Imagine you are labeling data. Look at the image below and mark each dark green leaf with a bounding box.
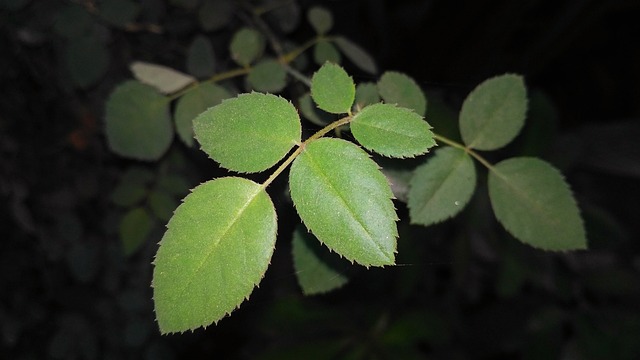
[148,191,178,222]
[110,182,147,207]
[120,207,153,256]
[153,177,277,333]
[354,82,380,109]
[311,62,355,114]
[186,35,215,78]
[307,6,333,34]
[334,36,378,75]
[105,81,173,160]
[488,157,587,250]
[198,0,234,31]
[377,71,426,116]
[230,27,265,67]
[65,35,109,88]
[289,138,397,267]
[351,103,435,158]
[408,147,476,226]
[298,93,335,126]
[174,83,231,147]
[247,58,287,93]
[98,0,140,28]
[313,40,341,65]
[459,74,527,150]
[193,92,301,172]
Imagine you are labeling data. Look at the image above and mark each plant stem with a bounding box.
[433,133,495,171]
[262,115,353,189]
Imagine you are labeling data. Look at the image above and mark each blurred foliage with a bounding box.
[1,0,640,358]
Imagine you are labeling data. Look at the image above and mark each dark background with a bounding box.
[1,0,639,359]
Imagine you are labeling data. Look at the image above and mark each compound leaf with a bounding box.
[334,36,378,75]
[153,177,277,333]
[186,35,215,78]
[351,103,435,158]
[130,61,195,95]
[289,138,397,267]
[459,74,527,150]
[307,6,333,34]
[105,81,173,160]
[488,158,587,250]
[174,83,231,147]
[247,58,287,93]
[292,226,349,295]
[408,147,476,226]
[230,27,265,67]
[377,71,427,116]
[193,92,301,173]
[311,62,355,114]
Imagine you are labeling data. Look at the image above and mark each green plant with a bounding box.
[103,4,587,334]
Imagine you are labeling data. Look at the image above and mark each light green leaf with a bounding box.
[459,74,527,150]
[198,0,234,31]
[298,93,335,126]
[247,58,287,93]
[351,103,435,158]
[230,27,265,67]
[153,177,277,333]
[130,61,196,95]
[174,83,231,147]
[307,6,333,34]
[377,71,427,116]
[193,92,301,173]
[488,157,586,250]
[408,147,476,226]
[120,207,153,256]
[289,138,397,267]
[98,0,140,28]
[105,81,173,160]
[65,35,109,88]
[313,40,341,65]
[354,82,380,109]
[333,36,378,75]
[311,62,355,114]
[186,35,215,78]
[292,226,349,295]
[148,191,178,222]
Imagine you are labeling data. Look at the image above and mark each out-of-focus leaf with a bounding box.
[378,71,426,116]
[54,4,93,38]
[307,6,333,34]
[186,35,215,78]
[354,82,380,109]
[297,93,335,126]
[174,83,231,147]
[148,191,178,222]
[98,0,140,28]
[120,207,154,256]
[334,36,378,75]
[313,40,341,66]
[65,35,109,88]
[110,181,147,207]
[198,0,234,31]
[230,27,265,67]
[130,61,196,95]
[247,58,287,93]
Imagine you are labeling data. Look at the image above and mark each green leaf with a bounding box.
[292,226,349,295]
[98,0,140,28]
[354,82,380,109]
[289,138,397,267]
[110,182,147,207]
[408,147,476,226]
[174,83,231,147]
[230,27,265,67]
[65,34,109,88]
[130,61,196,95]
[54,4,93,38]
[120,207,154,256]
[298,93,335,126]
[377,71,427,116]
[156,174,191,197]
[186,35,215,78]
[459,74,527,150]
[351,103,435,158]
[311,62,355,114]
[193,92,301,173]
[148,191,178,222]
[198,0,235,31]
[313,40,341,66]
[307,6,333,34]
[247,58,287,93]
[105,81,173,160]
[333,36,378,75]
[488,157,586,250]
[153,177,277,333]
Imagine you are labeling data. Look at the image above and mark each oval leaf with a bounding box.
[313,40,341,65]
[153,177,277,333]
[186,35,215,78]
[333,36,378,75]
[247,58,287,93]
[130,61,196,95]
[307,6,333,34]
[174,83,232,147]
[193,92,301,173]
[311,62,355,114]
[229,27,265,67]
[298,92,335,126]
[289,138,397,267]
[488,157,587,250]
[354,82,381,109]
[459,74,527,150]
[351,103,435,158]
[292,226,349,295]
[120,207,153,256]
[408,147,477,226]
[377,71,427,116]
[105,81,173,160]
